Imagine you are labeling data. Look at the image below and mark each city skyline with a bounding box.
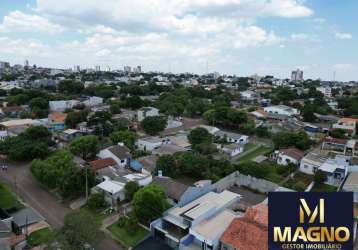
[0,0,357,81]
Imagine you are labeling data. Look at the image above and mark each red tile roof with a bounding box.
[221,204,268,250]
[324,136,348,145]
[48,112,67,123]
[280,148,305,161]
[89,158,117,171]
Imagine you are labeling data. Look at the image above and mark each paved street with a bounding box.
[0,160,122,250]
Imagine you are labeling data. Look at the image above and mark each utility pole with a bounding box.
[85,167,88,201]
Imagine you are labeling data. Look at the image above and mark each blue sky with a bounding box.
[0,0,356,81]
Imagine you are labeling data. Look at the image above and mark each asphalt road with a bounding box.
[0,160,122,250]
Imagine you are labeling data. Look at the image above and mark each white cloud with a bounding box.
[335,32,353,40]
[0,11,63,34]
[313,17,326,23]
[333,64,355,72]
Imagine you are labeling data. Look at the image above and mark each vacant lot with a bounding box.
[107,218,149,248]
[237,145,273,163]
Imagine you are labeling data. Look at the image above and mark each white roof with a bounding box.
[191,210,237,242]
[0,119,38,127]
[97,180,125,194]
[63,129,80,135]
[168,190,239,221]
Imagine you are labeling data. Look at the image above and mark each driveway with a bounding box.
[0,160,122,250]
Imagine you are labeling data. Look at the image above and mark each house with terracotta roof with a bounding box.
[48,112,67,131]
[89,158,117,172]
[332,117,358,136]
[274,148,305,166]
[220,204,268,250]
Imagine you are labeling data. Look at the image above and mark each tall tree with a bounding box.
[69,135,100,160]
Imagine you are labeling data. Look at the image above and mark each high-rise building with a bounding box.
[95,65,101,72]
[291,69,303,82]
[74,65,81,72]
[0,61,10,69]
[124,66,131,73]
[24,59,29,67]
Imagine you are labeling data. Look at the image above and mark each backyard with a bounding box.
[237,145,273,163]
[283,172,314,191]
[107,217,149,248]
[0,181,23,210]
[310,183,337,192]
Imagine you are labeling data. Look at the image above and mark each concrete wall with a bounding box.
[213,171,279,193]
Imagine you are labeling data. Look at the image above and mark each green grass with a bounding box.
[243,143,257,152]
[107,218,149,248]
[27,228,54,247]
[0,182,23,210]
[238,145,273,163]
[80,205,109,224]
[311,183,337,192]
[282,172,313,191]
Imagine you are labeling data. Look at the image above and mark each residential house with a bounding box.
[137,107,159,122]
[217,144,244,158]
[199,125,220,135]
[0,131,15,141]
[240,90,259,101]
[215,131,249,145]
[89,158,117,173]
[342,172,358,203]
[274,148,305,166]
[60,129,83,141]
[250,109,268,119]
[48,112,67,131]
[332,117,358,136]
[264,105,299,117]
[82,96,103,107]
[49,100,79,112]
[150,190,239,250]
[321,137,358,157]
[152,176,190,205]
[0,119,39,129]
[0,106,27,118]
[11,207,46,235]
[92,178,125,206]
[137,155,158,174]
[168,134,191,149]
[97,143,132,168]
[137,136,171,151]
[220,204,268,250]
[300,153,349,186]
[152,144,189,156]
[188,209,237,250]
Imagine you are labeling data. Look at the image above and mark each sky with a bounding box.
[0,0,356,81]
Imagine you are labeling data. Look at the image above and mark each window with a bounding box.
[121,159,125,163]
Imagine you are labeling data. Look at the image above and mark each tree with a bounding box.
[60,210,102,249]
[58,80,84,94]
[31,150,95,198]
[273,131,313,150]
[330,129,347,139]
[124,181,140,201]
[155,155,177,177]
[0,126,51,161]
[110,130,136,150]
[87,192,108,210]
[133,184,170,224]
[141,116,167,135]
[314,170,327,185]
[69,135,100,160]
[65,111,88,128]
[188,127,212,145]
